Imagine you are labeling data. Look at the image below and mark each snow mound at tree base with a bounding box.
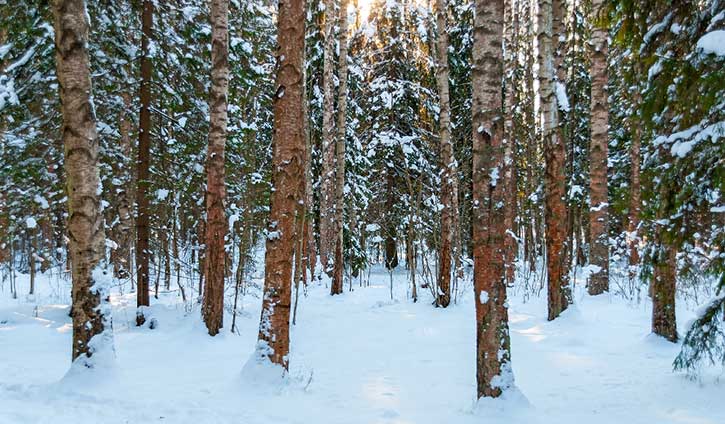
[471,386,532,421]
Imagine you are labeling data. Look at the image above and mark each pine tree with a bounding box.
[136,0,153,326]
[254,0,307,370]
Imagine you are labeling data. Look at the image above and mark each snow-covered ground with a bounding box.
[1,265,723,424]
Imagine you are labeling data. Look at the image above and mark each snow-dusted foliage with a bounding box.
[611,0,724,371]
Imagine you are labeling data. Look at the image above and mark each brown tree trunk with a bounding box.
[538,0,570,320]
[587,0,609,295]
[202,0,230,336]
[652,241,677,342]
[53,0,112,361]
[303,76,317,281]
[331,0,349,296]
[502,0,519,286]
[435,0,454,308]
[384,171,398,270]
[255,0,306,370]
[0,25,6,266]
[319,0,337,273]
[135,0,153,325]
[29,229,36,295]
[472,0,513,399]
[628,91,642,269]
[651,182,677,341]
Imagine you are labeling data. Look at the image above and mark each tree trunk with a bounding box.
[29,230,36,295]
[113,87,133,280]
[538,0,570,320]
[651,181,677,341]
[319,0,337,273]
[435,0,454,308]
[628,90,642,269]
[472,0,513,399]
[303,70,317,282]
[0,25,7,264]
[331,0,349,296]
[587,0,609,295]
[202,0,230,336]
[255,0,306,370]
[384,170,398,270]
[502,0,519,286]
[53,0,112,362]
[135,0,153,325]
[652,241,677,342]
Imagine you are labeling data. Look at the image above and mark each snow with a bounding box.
[479,290,489,304]
[641,13,672,53]
[1,264,724,424]
[155,188,170,201]
[25,217,37,229]
[590,202,608,212]
[489,166,500,187]
[555,82,570,112]
[648,59,663,81]
[696,30,725,57]
[33,195,49,210]
[654,121,725,158]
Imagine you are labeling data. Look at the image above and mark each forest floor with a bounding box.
[1,264,724,424]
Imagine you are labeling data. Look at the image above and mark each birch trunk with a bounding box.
[112,87,133,280]
[331,0,349,296]
[472,0,513,399]
[538,0,570,320]
[588,0,610,295]
[435,0,454,308]
[53,0,112,361]
[202,0,230,336]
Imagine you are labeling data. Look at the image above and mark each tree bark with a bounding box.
[255,0,306,370]
[628,89,642,269]
[0,25,7,265]
[331,0,349,296]
[587,0,609,295]
[502,0,518,286]
[652,241,677,342]
[472,0,513,399]
[538,0,570,320]
[319,0,337,273]
[53,0,112,361]
[651,181,677,341]
[112,87,133,279]
[303,71,317,282]
[111,22,135,281]
[135,0,153,325]
[202,0,230,336]
[435,0,454,308]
